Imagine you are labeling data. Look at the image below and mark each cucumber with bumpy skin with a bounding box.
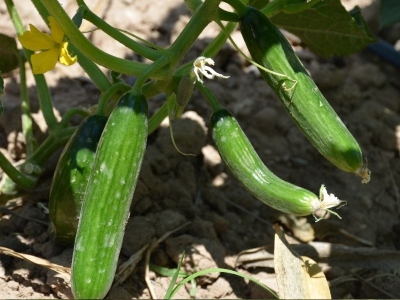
[71,92,148,299]
[211,106,345,217]
[239,6,370,183]
[49,114,107,245]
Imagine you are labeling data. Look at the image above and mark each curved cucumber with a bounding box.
[211,107,344,217]
[239,6,370,183]
[49,114,107,245]
[71,92,148,299]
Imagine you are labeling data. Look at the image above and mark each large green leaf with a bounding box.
[380,0,400,29]
[0,34,19,73]
[270,0,377,57]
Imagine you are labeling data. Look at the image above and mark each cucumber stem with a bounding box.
[19,51,35,156]
[222,0,248,17]
[97,82,131,116]
[195,82,222,112]
[80,4,163,61]
[59,108,90,128]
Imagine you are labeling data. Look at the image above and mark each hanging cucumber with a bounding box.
[211,105,345,217]
[49,114,107,245]
[71,92,148,299]
[239,6,370,183]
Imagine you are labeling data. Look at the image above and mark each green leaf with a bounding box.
[270,0,377,57]
[380,0,400,29]
[350,5,376,39]
[249,0,272,10]
[0,34,19,73]
[262,0,321,17]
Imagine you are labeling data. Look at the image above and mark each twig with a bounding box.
[0,206,49,226]
[0,246,70,276]
[144,239,159,299]
[338,228,375,247]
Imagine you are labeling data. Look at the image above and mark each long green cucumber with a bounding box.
[71,92,148,299]
[211,106,345,217]
[49,114,107,245]
[239,6,370,183]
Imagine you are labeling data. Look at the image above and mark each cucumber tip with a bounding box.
[356,163,371,184]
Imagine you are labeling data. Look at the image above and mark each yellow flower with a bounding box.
[18,16,77,74]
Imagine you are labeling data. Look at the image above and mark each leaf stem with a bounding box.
[18,52,35,156]
[0,153,36,190]
[80,4,163,61]
[5,0,58,130]
[222,0,248,17]
[196,82,222,112]
[40,0,169,79]
[167,0,222,65]
[59,108,90,128]
[97,82,131,116]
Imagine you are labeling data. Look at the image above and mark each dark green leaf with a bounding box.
[380,0,400,29]
[262,0,321,17]
[249,0,271,10]
[270,0,377,57]
[0,34,19,73]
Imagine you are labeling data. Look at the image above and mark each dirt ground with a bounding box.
[1,0,400,298]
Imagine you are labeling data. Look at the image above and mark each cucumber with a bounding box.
[49,114,107,245]
[173,74,194,119]
[211,106,345,217]
[239,6,370,183]
[71,92,148,299]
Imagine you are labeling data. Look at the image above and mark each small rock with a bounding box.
[33,241,64,259]
[201,188,227,213]
[151,247,170,267]
[190,217,218,241]
[154,209,187,237]
[108,286,134,299]
[122,216,156,256]
[7,280,19,291]
[206,212,230,234]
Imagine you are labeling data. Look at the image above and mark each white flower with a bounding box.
[193,56,229,83]
[313,184,347,222]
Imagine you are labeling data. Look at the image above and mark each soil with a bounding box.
[1,0,400,299]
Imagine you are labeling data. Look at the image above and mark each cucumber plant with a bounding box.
[1,0,377,297]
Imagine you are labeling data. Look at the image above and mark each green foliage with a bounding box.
[270,0,377,57]
[1,0,377,298]
[380,0,400,29]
